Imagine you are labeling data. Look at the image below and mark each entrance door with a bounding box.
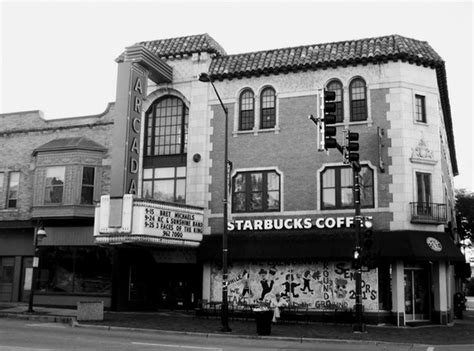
[404,268,430,321]
[128,266,146,303]
[0,257,15,302]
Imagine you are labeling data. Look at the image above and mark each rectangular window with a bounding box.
[44,167,65,204]
[142,166,186,203]
[80,167,95,204]
[416,172,431,215]
[232,170,280,213]
[7,172,20,208]
[415,95,426,123]
[321,166,374,210]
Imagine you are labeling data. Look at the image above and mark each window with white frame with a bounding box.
[7,172,20,208]
[44,167,65,204]
[260,87,276,129]
[321,165,374,209]
[232,170,280,213]
[239,89,255,131]
[80,167,95,205]
[142,166,186,204]
[349,78,368,121]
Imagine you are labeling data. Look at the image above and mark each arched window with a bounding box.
[326,80,344,123]
[239,89,255,131]
[349,78,367,121]
[144,96,189,156]
[260,87,276,129]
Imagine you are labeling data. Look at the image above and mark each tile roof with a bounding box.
[33,137,106,155]
[139,33,226,58]
[208,34,443,79]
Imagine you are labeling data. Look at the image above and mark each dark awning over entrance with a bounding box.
[198,230,465,262]
[374,231,465,262]
[198,229,357,261]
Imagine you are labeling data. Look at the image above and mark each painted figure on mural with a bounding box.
[258,269,274,301]
[282,274,300,298]
[240,270,252,297]
[300,270,314,293]
[334,278,348,299]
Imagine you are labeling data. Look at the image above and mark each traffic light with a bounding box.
[352,247,361,270]
[362,218,374,269]
[346,131,359,162]
[321,90,337,150]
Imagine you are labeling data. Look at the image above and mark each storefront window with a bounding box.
[37,247,112,295]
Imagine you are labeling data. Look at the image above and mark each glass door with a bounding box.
[404,268,430,321]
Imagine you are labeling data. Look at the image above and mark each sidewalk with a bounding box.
[1,302,474,345]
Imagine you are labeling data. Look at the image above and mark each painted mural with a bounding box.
[210,261,379,311]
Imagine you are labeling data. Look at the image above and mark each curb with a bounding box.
[0,312,76,326]
[74,322,425,349]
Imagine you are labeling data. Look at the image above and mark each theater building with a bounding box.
[0,33,464,326]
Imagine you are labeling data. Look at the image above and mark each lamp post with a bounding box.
[27,224,47,313]
[198,72,231,332]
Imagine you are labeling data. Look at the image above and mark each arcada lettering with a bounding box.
[127,75,144,194]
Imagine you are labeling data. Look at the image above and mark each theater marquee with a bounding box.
[94,195,204,248]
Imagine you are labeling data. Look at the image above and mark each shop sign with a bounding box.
[426,237,442,252]
[227,216,371,231]
[132,201,204,243]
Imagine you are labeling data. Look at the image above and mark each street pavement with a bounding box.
[0,302,473,347]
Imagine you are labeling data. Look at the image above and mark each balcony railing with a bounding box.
[410,202,447,224]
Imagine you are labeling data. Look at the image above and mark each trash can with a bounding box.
[254,309,273,335]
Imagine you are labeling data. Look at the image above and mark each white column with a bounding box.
[433,261,448,324]
[391,260,405,326]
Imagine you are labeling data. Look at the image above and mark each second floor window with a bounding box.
[415,95,426,123]
[326,80,344,123]
[44,167,65,204]
[321,166,374,209]
[350,78,367,121]
[7,172,20,208]
[142,166,186,204]
[145,96,189,156]
[232,170,280,213]
[239,89,255,131]
[260,87,276,129]
[80,167,95,205]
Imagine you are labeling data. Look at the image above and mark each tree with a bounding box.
[455,189,474,242]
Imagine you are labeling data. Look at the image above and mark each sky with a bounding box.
[1,0,473,191]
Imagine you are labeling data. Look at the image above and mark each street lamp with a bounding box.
[198,72,232,332]
[27,224,47,313]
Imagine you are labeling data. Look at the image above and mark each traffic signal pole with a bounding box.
[309,89,366,332]
[352,164,366,333]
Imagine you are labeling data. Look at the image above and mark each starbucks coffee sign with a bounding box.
[227,216,372,231]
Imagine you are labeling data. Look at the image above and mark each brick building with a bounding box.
[0,33,464,326]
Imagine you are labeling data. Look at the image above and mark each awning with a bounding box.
[198,230,465,262]
[198,229,357,261]
[375,231,465,262]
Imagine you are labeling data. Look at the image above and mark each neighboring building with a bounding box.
[0,107,114,306]
[0,33,464,326]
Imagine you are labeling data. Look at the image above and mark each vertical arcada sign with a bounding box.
[110,45,173,198]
